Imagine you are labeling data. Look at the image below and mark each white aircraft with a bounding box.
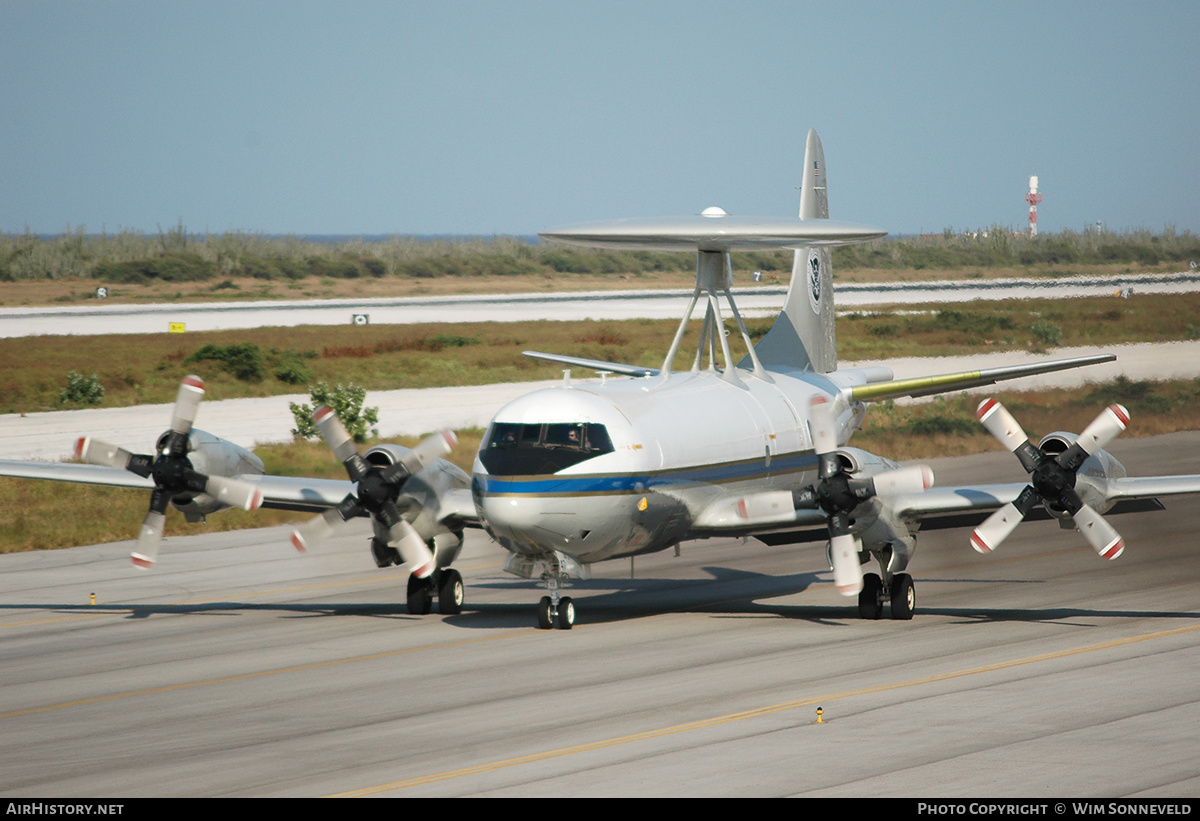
[5,130,1200,629]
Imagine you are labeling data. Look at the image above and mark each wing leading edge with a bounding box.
[847,354,1116,402]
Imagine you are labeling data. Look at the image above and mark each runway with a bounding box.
[2,432,1198,797]
[2,270,1197,337]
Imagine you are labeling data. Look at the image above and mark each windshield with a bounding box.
[480,422,614,475]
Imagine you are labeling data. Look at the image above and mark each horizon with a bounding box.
[4,2,1198,236]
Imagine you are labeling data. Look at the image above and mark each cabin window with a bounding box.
[480,422,614,475]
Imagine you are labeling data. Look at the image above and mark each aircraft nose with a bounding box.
[481,493,545,532]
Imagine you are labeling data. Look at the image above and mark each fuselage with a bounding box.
[472,368,849,564]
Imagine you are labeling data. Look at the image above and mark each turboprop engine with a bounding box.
[972,399,1131,559]
[74,375,264,567]
[154,429,266,521]
[826,446,924,568]
[360,441,472,563]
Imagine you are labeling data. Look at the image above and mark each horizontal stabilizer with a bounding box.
[523,350,658,378]
[848,354,1116,402]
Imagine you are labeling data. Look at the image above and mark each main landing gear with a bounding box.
[858,571,914,620]
[406,568,465,616]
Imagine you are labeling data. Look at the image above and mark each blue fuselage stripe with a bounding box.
[477,451,818,496]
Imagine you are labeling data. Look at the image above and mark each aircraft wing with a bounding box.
[890,474,1200,528]
[0,459,155,490]
[239,474,355,513]
[847,354,1116,402]
[0,456,482,530]
[0,459,354,513]
[522,350,658,377]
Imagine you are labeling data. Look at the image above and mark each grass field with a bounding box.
[6,291,1200,415]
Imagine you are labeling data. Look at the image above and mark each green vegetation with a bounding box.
[833,225,1200,271]
[4,292,1200,415]
[185,342,267,381]
[1030,319,1063,350]
[59,370,104,407]
[3,225,1197,294]
[290,382,380,444]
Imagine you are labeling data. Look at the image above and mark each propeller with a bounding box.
[74,375,264,568]
[971,398,1128,559]
[796,396,934,596]
[289,405,454,578]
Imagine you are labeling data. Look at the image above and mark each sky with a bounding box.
[2,1,1198,237]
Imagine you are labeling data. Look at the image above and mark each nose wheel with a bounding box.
[537,595,575,630]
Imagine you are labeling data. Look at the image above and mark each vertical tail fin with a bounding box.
[750,129,838,373]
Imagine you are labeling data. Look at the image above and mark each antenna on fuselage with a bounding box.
[659,241,769,384]
[538,131,886,379]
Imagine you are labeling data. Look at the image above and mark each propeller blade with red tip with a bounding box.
[870,464,934,497]
[204,476,264,511]
[970,502,1024,554]
[1072,505,1125,559]
[977,398,1041,472]
[973,397,1132,559]
[314,405,362,467]
[170,375,205,432]
[1075,404,1130,456]
[290,508,344,553]
[131,511,165,568]
[829,532,863,596]
[402,429,457,473]
[76,437,140,472]
[389,519,436,578]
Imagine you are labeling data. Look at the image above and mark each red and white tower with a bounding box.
[1025,175,1042,236]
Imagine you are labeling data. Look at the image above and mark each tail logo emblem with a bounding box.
[807,250,823,314]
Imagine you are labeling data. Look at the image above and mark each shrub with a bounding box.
[93,253,216,283]
[274,356,313,385]
[60,371,104,407]
[185,342,265,381]
[290,382,379,444]
[1030,320,1063,349]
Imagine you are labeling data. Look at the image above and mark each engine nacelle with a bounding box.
[363,443,472,566]
[1037,431,1128,521]
[153,428,265,520]
[835,446,920,573]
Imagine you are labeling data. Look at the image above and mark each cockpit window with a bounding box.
[481,422,614,475]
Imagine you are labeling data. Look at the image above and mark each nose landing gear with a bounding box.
[537,593,575,630]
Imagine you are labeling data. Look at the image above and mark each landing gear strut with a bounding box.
[536,568,575,629]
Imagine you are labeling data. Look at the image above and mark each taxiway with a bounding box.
[1,432,1198,796]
